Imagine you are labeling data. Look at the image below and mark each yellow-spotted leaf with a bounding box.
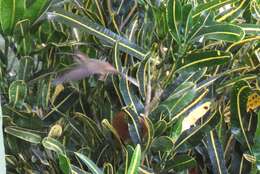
[127,144,141,174]
[176,51,231,73]
[5,126,41,144]
[174,110,220,152]
[247,92,260,112]
[182,101,211,132]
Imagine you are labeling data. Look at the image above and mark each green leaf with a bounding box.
[36,80,50,109]
[127,144,141,174]
[176,51,231,73]
[0,0,25,35]
[205,130,228,174]
[252,111,260,171]
[216,0,250,22]
[119,77,144,114]
[216,74,257,93]
[5,126,41,144]
[75,152,104,174]
[18,56,34,81]
[123,108,142,144]
[137,56,150,100]
[8,80,27,109]
[238,24,260,35]
[151,136,174,152]
[24,0,52,24]
[250,0,260,20]
[183,4,193,40]
[103,163,113,174]
[230,80,252,152]
[42,137,65,154]
[59,154,72,174]
[164,154,196,172]
[154,120,167,136]
[192,24,245,42]
[47,10,146,60]
[0,100,6,173]
[166,0,182,43]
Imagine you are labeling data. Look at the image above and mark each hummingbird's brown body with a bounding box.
[53,51,138,86]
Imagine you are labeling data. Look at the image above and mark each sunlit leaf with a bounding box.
[127,144,141,174]
[42,137,65,154]
[0,0,25,35]
[58,154,72,174]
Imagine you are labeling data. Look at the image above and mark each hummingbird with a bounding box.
[52,51,139,87]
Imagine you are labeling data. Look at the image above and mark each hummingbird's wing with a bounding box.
[52,66,93,85]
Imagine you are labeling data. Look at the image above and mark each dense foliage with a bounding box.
[0,0,260,173]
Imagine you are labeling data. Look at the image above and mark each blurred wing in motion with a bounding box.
[52,66,92,85]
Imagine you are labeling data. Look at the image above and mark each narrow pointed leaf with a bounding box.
[75,152,104,174]
[205,130,228,174]
[5,126,41,144]
[8,80,27,109]
[230,80,252,152]
[0,0,25,35]
[24,0,53,24]
[192,24,245,42]
[164,154,196,172]
[127,144,141,174]
[47,10,146,60]
[151,136,174,152]
[42,137,65,154]
[252,111,260,170]
[166,0,182,43]
[176,51,231,73]
[58,154,72,174]
[193,0,240,18]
